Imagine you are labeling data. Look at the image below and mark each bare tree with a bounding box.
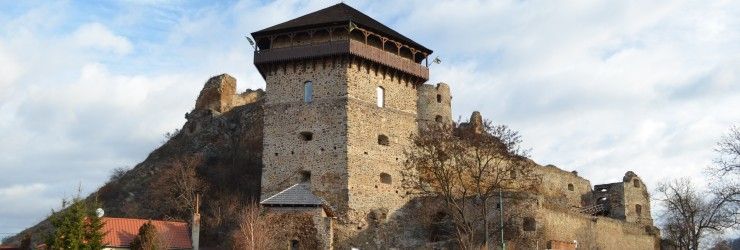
[656,178,739,250]
[231,202,270,250]
[149,155,208,219]
[403,115,539,249]
[713,126,740,176]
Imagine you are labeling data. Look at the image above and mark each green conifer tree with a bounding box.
[45,195,106,250]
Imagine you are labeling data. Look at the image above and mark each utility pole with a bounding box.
[499,189,505,250]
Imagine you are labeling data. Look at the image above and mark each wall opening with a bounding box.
[509,169,517,179]
[380,173,392,184]
[299,131,313,141]
[377,134,389,146]
[635,204,642,216]
[300,171,311,182]
[304,81,313,103]
[633,179,640,188]
[436,94,442,103]
[430,211,453,242]
[435,115,443,123]
[568,183,574,191]
[598,197,608,202]
[523,217,536,231]
[290,239,299,250]
[376,86,385,107]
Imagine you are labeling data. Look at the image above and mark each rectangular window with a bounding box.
[304,81,313,103]
[376,86,384,107]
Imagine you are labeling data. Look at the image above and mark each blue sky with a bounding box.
[1,0,739,237]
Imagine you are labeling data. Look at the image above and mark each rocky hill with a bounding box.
[5,74,265,248]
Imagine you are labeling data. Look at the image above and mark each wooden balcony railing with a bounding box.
[254,39,429,81]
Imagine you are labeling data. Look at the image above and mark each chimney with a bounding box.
[191,193,200,250]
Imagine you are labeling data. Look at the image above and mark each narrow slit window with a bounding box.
[436,94,442,103]
[376,86,385,107]
[635,204,642,215]
[304,81,313,103]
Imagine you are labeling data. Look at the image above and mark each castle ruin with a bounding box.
[250,3,660,249]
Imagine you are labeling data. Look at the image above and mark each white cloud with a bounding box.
[72,23,133,55]
[0,43,22,93]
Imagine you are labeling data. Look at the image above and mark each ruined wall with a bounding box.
[622,172,653,226]
[417,82,452,128]
[535,164,592,209]
[194,74,264,114]
[592,171,653,225]
[261,60,350,213]
[538,207,658,250]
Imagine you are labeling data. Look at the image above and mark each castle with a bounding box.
[253,3,660,249]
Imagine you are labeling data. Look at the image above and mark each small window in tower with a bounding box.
[300,170,311,182]
[304,81,313,103]
[436,94,442,103]
[523,217,536,231]
[568,183,574,191]
[377,134,389,146]
[299,131,313,141]
[435,115,443,122]
[290,239,299,250]
[380,173,392,184]
[633,179,640,188]
[376,86,385,107]
[635,204,642,216]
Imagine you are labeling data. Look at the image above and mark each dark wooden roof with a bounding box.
[252,3,432,54]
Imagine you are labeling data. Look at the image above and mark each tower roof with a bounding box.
[252,3,432,54]
[260,183,325,206]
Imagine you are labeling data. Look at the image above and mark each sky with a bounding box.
[1,0,739,237]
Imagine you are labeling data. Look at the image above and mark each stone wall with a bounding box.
[194,74,264,114]
[261,60,350,214]
[538,207,658,250]
[417,82,452,128]
[535,164,593,209]
[341,61,420,248]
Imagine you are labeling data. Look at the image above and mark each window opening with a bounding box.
[304,81,313,103]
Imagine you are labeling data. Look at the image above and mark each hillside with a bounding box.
[5,74,265,248]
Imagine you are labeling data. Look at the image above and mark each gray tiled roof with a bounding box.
[260,183,325,206]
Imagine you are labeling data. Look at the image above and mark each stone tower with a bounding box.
[252,3,433,246]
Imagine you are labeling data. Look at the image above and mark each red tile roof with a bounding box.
[101,217,192,249]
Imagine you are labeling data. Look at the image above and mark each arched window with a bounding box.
[380,173,392,184]
[376,86,385,107]
[290,239,299,250]
[377,134,389,146]
[568,183,574,191]
[633,179,640,188]
[304,81,313,103]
